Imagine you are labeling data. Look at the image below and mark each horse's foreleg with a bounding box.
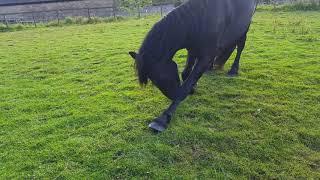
[228,34,247,77]
[148,100,181,132]
[177,56,212,101]
[149,56,213,132]
[182,52,196,81]
[182,52,197,94]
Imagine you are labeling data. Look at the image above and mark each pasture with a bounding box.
[0,11,319,178]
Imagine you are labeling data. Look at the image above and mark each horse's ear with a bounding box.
[129,51,137,60]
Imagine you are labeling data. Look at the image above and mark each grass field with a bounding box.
[0,11,319,179]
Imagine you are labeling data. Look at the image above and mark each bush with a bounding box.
[73,17,86,24]
[102,17,117,23]
[46,20,60,27]
[283,2,320,11]
[64,17,74,24]
[0,23,8,32]
[88,17,103,24]
[258,2,320,11]
[13,24,24,31]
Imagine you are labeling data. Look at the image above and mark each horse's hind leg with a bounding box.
[181,52,197,94]
[212,45,236,71]
[228,34,247,77]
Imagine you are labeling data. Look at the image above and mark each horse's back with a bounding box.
[218,0,256,48]
[182,0,256,51]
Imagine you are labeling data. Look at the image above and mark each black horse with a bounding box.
[129,0,257,132]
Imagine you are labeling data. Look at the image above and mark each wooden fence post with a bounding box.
[87,8,91,20]
[32,13,37,27]
[160,5,163,17]
[138,7,141,18]
[4,15,9,28]
[56,10,60,25]
[112,0,116,19]
[112,6,116,19]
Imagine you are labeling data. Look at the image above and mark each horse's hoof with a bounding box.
[148,114,170,132]
[227,71,238,77]
[149,121,167,132]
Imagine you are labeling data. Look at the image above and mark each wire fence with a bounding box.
[0,4,175,28]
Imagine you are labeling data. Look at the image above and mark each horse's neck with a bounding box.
[140,12,186,63]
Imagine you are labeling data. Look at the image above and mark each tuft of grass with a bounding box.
[0,23,8,32]
[46,20,61,27]
[282,2,320,11]
[0,11,319,179]
[257,2,320,12]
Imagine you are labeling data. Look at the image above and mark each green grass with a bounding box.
[0,11,319,179]
[0,16,127,33]
[257,3,320,11]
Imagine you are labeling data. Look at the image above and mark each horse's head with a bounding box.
[129,51,180,100]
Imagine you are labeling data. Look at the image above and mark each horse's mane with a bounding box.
[134,54,148,85]
[134,20,171,86]
[134,23,165,85]
[135,4,188,86]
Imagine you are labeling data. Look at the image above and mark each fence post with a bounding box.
[160,5,163,17]
[137,7,141,18]
[87,8,91,20]
[112,0,116,19]
[3,15,9,28]
[32,13,37,27]
[112,6,116,19]
[56,10,60,25]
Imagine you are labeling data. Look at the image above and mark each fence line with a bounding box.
[0,4,175,27]
[0,6,114,16]
[0,6,111,25]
